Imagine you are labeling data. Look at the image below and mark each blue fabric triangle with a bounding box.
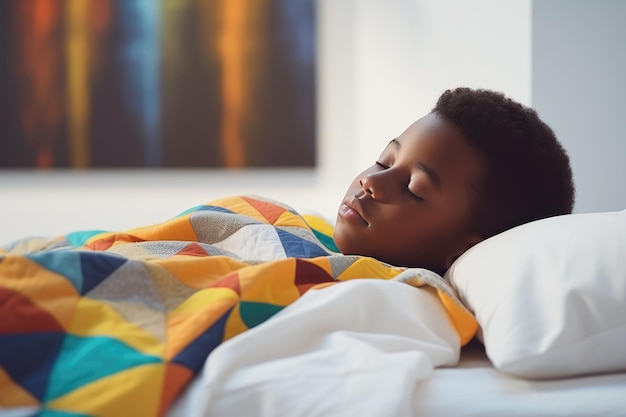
[0,332,65,401]
[276,228,329,258]
[78,252,127,294]
[176,204,235,218]
[172,307,232,371]
[27,251,126,295]
[27,252,84,293]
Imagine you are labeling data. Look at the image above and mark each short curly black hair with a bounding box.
[432,87,575,238]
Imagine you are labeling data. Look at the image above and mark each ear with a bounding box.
[444,234,483,271]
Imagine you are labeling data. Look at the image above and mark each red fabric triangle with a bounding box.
[294,259,335,295]
[0,288,65,333]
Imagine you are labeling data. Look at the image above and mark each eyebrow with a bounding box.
[390,139,442,190]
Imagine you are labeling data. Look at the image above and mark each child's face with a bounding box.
[333,112,485,274]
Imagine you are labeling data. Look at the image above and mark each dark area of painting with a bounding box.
[0,0,316,169]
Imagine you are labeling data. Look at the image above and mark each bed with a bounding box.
[412,340,626,417]
[2,195,625,416]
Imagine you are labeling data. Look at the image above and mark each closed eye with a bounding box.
[406,183,425,201]
[407,189,425,201]
[376,161,425,201]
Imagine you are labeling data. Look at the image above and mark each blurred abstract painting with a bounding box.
[0,0,316,169]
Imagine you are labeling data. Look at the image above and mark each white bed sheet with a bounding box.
[412,340,626,417]
[168,279,626,417]
[169,279,461,417]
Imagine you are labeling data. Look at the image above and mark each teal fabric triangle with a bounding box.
[239,301,284,329]
[45,334,162,402]
[311,229,339,252]
[66,230,107,248]
[37,408,93,417]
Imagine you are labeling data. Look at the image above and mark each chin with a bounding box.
[333,236,366,258]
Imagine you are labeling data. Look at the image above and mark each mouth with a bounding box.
[339,199,369,226]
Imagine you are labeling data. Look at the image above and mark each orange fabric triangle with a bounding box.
[176,243,209,257]
[0,367,39,407]
[241,196,286,225]
[209,272,241,296]
[158,363,194,417]
[87,234,144,251]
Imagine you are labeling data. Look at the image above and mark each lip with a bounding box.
[339,199,369,226]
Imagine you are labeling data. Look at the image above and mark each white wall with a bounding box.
[0,0,532,244]
[532,0,626,213]
[351,0,531,170]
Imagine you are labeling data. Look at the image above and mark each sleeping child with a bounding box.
[0,87,574,417]
[334,87,574,275]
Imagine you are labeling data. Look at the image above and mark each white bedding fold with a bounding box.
[169,279,461,417]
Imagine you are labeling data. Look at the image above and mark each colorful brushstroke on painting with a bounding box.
[0,0,316,169]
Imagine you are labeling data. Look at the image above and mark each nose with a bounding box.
[359,170,387,201]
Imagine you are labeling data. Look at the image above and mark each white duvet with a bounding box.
[168,279,461,417]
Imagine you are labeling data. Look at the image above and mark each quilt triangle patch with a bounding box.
[86,233,145,251]
[87,261,164,311]
[276,228,330,258]
[44,363,164,417]
[0,288,64,334]
[177,204,237,218]
[0,332,65,402]
[158,363,195,417]
[176,243,210,257]
[37,409,91,417]
[294,259,335,294]
[327,255,359,278]
[27,251,126,296]
[309,226,339,252]
[171,307,232,370]
[0,366,39,407]
[45,334,162,402]
[26,251,84,293]
[209,272,242,296]
[78,252,127,294]
[241,196,286,225]
[65,230,107,248]
[196,205,237,214]
[239,301,284,329]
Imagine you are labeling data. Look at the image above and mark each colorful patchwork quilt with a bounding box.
[0,195,477,417]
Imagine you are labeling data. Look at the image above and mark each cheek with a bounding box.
[384,212,447,247]
[332,222,363,256]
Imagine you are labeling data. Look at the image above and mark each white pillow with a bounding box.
[446,210,626,379]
